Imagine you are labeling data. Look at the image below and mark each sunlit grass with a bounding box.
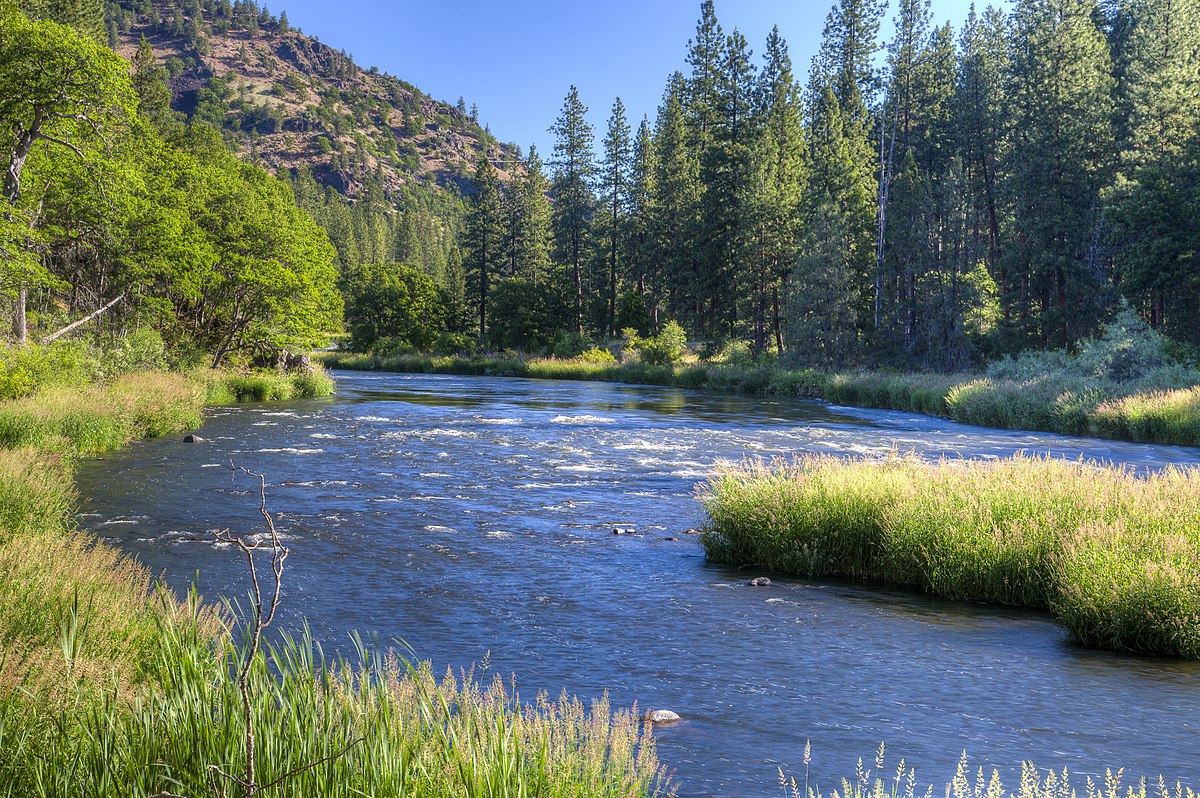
[701,454,1200,657]
[0,618,670,798]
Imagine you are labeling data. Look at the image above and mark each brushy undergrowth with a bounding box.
[701,455,1200,657]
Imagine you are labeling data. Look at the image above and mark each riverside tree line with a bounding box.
[451,0,1200,370]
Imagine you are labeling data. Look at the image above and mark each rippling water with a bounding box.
[73,372,1200,797]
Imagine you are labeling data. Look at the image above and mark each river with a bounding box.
[73,371,1200,797]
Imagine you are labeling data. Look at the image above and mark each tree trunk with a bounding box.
[12,287,26,346]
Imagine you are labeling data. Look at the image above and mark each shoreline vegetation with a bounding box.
[318,349,1200,450]
[701,455,1200,658]
[0,365,669,797]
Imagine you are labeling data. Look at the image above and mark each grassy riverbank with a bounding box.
[0,366,667,797]
[320,351,1200,448]
[701,455,1200,657]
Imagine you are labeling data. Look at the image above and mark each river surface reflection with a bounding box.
[74,372,1200,797]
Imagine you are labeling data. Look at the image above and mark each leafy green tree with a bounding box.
[0,5,134,343]
[548,85,596,334]
[343,261,445,351]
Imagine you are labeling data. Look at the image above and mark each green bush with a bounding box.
[578,346,617,365]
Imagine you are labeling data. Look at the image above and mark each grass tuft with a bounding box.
[701,454,1200,657]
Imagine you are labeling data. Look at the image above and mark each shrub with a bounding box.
[578,346,617,365]
[634,321,687,366]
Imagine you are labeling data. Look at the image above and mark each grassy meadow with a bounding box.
[701,454,1200,657]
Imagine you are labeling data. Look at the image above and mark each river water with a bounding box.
[74,372,1200,797]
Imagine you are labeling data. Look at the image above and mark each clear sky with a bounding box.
[275,0,982,159]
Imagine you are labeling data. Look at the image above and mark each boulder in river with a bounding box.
[183,434,205,443]
[613,527,634,535]
[643,709,682,724]
[749,577,771,587]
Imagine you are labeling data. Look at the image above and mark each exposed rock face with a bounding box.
[183,434,205,443]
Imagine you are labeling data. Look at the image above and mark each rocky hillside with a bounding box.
[106,0,519,200]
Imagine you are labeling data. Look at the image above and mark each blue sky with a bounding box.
[276,0,982,159]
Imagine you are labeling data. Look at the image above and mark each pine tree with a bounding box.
[788,85,873,367]
[464,155,503,336]
[684,0,725,157]
[548,85,596,335]
[1117,0,1200,168]
[650,72,701,329]
[698,28,758,337]
[626,118,656,326]
[954,5,1011,318]
[131,35,175,131]
[504,146,553,284]
[750,26,806,354]
[1005,0,1115,347]
[599,97,632,336]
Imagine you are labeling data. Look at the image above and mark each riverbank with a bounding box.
[701,454,1200,658]
[319,352,1200,449]
[0,367,667,797]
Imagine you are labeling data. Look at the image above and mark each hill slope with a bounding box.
[106,0,519,200]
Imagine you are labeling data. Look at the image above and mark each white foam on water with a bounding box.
[311,433,340,439]
[355,415,391,422]
[550,414,616,425]
[557,464,604,472]
[614,439,694,452]
[255,447,326,455]
[423,525,457,533]
[485,530,512,539]
[252,421,278,427]
[419,472,453,478]
[260,411,302,418]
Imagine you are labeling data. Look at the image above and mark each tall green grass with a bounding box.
[0,617,669,798]
[701,455,1200,657]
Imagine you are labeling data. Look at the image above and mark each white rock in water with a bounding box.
[644,709,682,724]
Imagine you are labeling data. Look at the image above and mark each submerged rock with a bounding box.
[183,434,205,443]
[749,577,771,587]
[612,527,634,535]
[643,709,682,724]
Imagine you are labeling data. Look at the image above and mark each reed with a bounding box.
[778,744,1195,798]
[701,454,1200,657]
